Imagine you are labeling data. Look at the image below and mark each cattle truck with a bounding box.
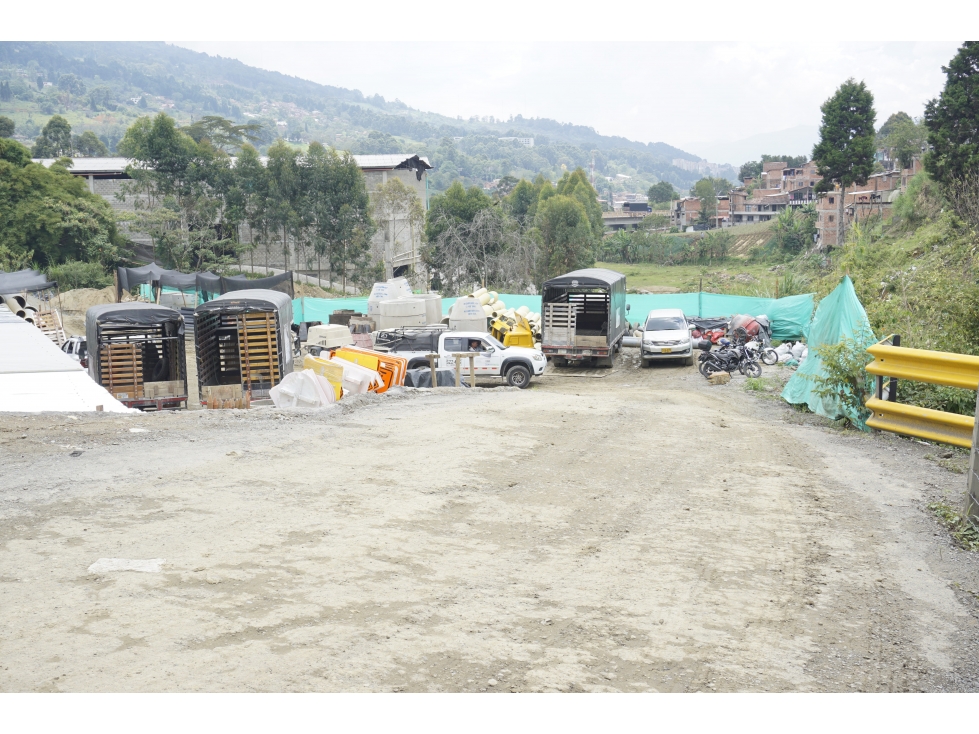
[540,268,629,367]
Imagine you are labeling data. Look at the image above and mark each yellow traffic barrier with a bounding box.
[866,340,979,390]
[865,397,974,448]
[864,336,979,447]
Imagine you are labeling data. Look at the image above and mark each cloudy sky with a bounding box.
[177,42,960,166]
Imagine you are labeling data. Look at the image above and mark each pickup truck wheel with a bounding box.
[505,364,531,389]
[407,359,427,370]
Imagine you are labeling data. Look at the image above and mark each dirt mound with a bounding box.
[295,282,339,298]
[58,287,116,312]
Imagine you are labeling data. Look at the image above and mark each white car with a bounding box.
[61,336,88,368]
[640,308,694,367]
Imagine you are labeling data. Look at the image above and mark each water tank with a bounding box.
[449,297,488,332]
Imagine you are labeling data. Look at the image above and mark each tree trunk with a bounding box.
[837,185,846,248]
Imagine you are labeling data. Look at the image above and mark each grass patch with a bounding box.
[928,501,979,550]
[599,261,782,294]
[744,377,776,392]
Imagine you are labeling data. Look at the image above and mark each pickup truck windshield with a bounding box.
[645,316,686,331]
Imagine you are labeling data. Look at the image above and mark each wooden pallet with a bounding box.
[237,312,280,388]
[100,342,143,399]
[35,309,66,346]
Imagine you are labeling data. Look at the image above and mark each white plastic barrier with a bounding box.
[270,369,337,408]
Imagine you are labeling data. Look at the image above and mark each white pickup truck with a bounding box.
[372,327,546,388]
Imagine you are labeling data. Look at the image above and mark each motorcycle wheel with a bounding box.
[743,361,762,378]
[702,361,722,378]
[697,355,711,377]
[761,348,778,366]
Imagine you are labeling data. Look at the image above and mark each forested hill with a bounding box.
[0,42,733,194]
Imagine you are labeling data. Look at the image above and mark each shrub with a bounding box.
[47,260,112,290]
[809,336,876,429]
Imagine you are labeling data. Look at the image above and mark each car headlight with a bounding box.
[532,354,545,361]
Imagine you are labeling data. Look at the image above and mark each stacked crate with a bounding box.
[100,342,143,400]
[238,312,280,389]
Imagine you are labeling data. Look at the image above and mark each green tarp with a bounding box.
[781,276,875,426]
[292,291,815,341]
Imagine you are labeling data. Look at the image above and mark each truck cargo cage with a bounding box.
[540,268,627,363]
[85,303,188,410]
[194,289,294,404]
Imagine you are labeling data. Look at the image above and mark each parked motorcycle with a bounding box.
[699,341,762,378]
[745,340,778,366]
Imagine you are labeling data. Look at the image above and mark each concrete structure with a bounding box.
[498,137,534,147]
[33,153,432,282]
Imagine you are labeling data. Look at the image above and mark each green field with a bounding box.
[597,261,787,296]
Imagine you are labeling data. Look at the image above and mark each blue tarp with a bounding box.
[291,291,815,341]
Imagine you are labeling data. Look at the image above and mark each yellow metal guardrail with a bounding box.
[866,340,979,390]
[865,397,974,448]
[864,335,979,447]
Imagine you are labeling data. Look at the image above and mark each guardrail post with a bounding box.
[968,389,979,522]
[889,335,900,401]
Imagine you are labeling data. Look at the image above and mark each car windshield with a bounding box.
[645,316,686,331]
[483,335,505,350]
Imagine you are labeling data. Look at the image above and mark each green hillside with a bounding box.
[0,42,734,195]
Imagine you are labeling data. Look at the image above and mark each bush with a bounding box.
[809,337,876,429]
[47,260,112,290]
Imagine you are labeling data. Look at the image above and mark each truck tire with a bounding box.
[407,359,428,370]
[505,364,531,388]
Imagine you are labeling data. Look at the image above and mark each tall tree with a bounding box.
[924,42,979,187]
[181,116,264,153]
[31,115,74,158]
[0,115,14,138]
[73,131,109,157]
[812,78,876,247]
[647,180,678,203]
[0,138,124,267]
[423,181,493,280]
[884,117,927,170]
[555,168,603,235]
[118,113,238,272]
[535,194,595,281]
[265,140,300,271]
[692,178,718,229]
[301,142,374,291]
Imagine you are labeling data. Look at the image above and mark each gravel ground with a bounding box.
[1,352,978,692]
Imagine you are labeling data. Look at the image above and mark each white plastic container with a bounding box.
[407,293,443,324]
[307,324,354,349]
[449,297,489,332]
[367,278,413,316]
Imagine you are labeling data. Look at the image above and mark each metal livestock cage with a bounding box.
[86,303,188,410]
[193,289,294,405]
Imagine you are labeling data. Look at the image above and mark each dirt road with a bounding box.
[2,354,979,692]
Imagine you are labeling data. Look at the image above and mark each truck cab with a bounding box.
[373,327,546,388]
